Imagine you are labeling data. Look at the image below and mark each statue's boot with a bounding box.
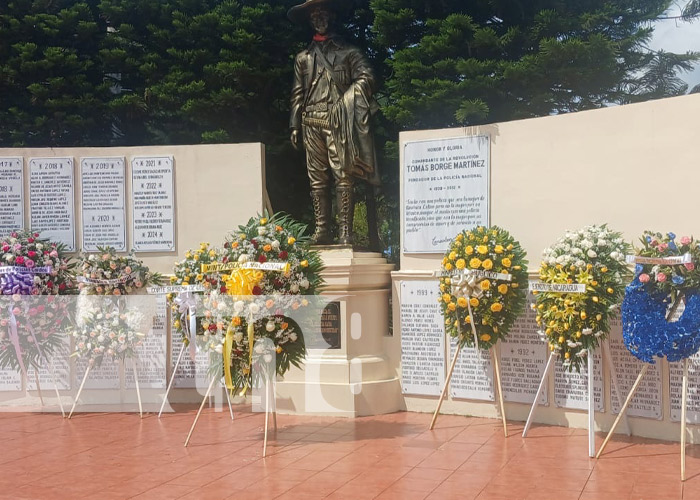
[311,188,333,245]
[337,183,354,246]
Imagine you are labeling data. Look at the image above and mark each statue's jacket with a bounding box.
[290,35,380,185]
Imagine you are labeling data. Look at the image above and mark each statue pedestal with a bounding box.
[275,249,401,417]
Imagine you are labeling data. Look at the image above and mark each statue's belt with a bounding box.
[305,103,328,112]
[302,115,331,130]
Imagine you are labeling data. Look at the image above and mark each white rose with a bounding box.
[249,303,260,315]
[271,240,280,250]
[300,278,309,289]
[238,254,250,263]
[587,250,597,258]
[597,239,607,247]
[257,226,267,236]
[255,344,265,354]
[4,254,13,262]
[233,332,243,343]
[266,321,275,332]
[290,283,300,293]
[215,345,223,354]
[289,332,298,342]
[234,301,245,313]
[263,354,273,364]
[555,256,565,264]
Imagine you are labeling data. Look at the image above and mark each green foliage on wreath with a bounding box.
[439,226,528,349]
[535,225,631,372]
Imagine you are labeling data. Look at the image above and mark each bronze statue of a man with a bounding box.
[288,0,380,246]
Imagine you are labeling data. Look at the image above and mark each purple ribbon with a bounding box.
[1,272,35,295]
[7,305,27,377]
[24,304,48,365]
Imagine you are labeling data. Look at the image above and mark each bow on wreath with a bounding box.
[1,272,35,295]
[450,271,483,348]
[174,292,197,361]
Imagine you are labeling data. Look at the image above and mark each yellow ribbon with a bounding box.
[225,269,264,296]
[224,327,234,389]
[247,319,255,367]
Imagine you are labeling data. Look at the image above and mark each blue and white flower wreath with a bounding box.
[622,231,700,363]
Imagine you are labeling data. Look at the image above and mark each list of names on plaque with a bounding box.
[81,157,126,251]
[608,318,662,419]
[76,357,120,390]
[400,280,445,396]
[554,350,603,411]
[125,295,167,389]
[131,156,175,252]
[29,157,75,251]
[403,136,490,253]
[500,296,548,405]
[449,338,494,401]
[26,336,71,391]
[669,353,700,423]
[0,367,22,391]
[0,157,24,235]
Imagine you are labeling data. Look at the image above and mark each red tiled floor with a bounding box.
[0,408,697,499]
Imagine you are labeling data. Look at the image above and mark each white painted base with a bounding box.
[275,249,401,417]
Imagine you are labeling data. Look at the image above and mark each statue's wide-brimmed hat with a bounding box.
[287,0,351,24]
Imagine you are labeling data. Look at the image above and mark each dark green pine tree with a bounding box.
[0,0,112,146]
[369,0,699,129]
[97,0,310,216]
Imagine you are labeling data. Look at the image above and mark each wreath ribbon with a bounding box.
[7,305,27,377]
[174,292,197,361]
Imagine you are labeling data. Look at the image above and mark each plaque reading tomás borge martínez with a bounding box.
[403,136,489,253]
[131,156,175,252]
[29,157,76,251]
[0,157,24,235]
[81,157,126,252]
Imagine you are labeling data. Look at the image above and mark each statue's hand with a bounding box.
[291,129,300,150]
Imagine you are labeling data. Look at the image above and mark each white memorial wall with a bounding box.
[0,143,267,407]
[393,93,700,443]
